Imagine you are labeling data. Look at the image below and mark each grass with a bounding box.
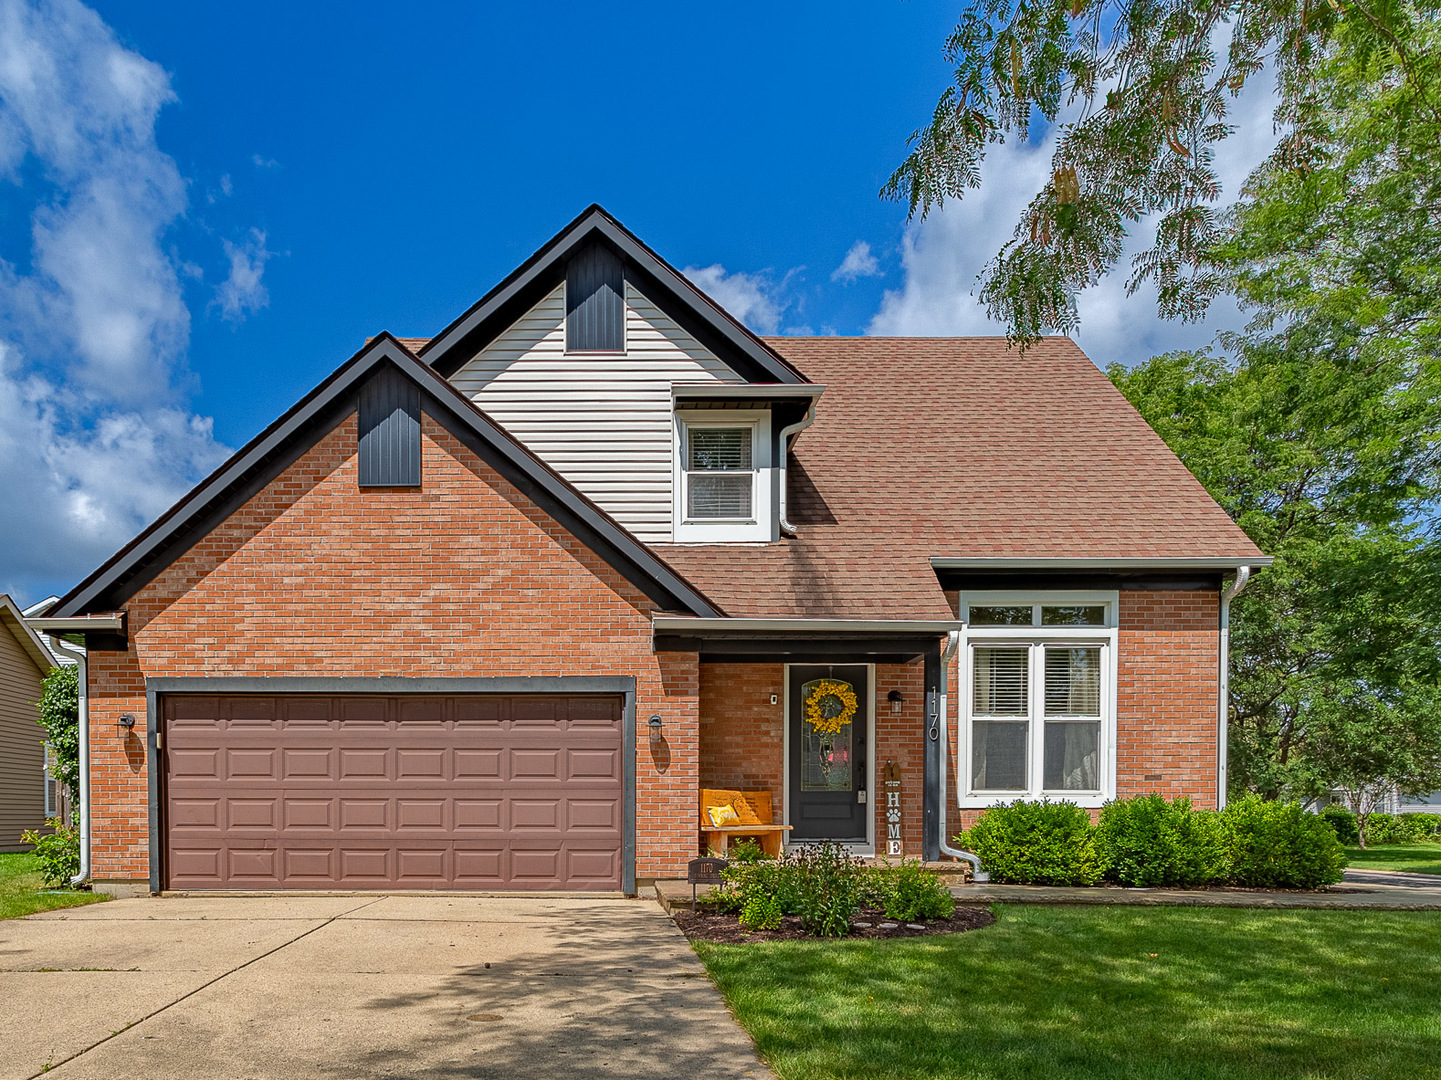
[0,852,106,919]
[1345,841,1441,875]
[694,905,1441,1080]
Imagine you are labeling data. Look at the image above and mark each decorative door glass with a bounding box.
[799,677,858,791]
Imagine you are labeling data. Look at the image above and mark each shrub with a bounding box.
[791,842,865,937]
[19,819,81,887]
[1368,813,1433,845]
[965,800,1101,885]
[879,860,955,921]
[1095,794,1227,888]
[1321,804,1359,845]
[726,838,773,864]
[1221,795,1346,888]
[1402,813,1441,839]
[739,892,784,931]
[724,857,801,914]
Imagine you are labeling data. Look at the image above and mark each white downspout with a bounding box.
[52,639,90,887]
[777,403,817,537]
[936,630,989,882]
[1218,567,1252,811]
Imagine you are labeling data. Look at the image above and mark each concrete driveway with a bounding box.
[0,895,772,1080]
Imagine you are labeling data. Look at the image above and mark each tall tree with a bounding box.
[1110,13,1441,814]
[888,0,1441,343]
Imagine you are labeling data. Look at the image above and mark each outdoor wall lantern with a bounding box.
[648,714,664,743]
[117,713,137,736]
[887,690,904,716]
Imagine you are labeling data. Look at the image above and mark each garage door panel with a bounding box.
[165,693,623,890]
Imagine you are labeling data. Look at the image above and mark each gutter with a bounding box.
[930,556,1273,571]
[777,399,819,538]
[1217,567,1253,810]
[935,630,989,882]
[26,613,126,635]
[652,616,963,635]
[50,639,90,888]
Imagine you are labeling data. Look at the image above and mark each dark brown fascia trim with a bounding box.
[55,335,722,619]
[420,204,807,386]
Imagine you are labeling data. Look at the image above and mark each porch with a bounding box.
[653,616,959,862]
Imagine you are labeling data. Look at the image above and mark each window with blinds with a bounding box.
[963,603,1112,801]
[684,426,754,520]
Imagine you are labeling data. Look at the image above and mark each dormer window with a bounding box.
[686,427,754,519]
[674,409,773,542]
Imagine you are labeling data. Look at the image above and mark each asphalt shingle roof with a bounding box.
[648,337,1263,618]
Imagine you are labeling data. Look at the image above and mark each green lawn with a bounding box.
[0,852,106,919]
[1345,842,1441,875]
[694,906,1441,1080]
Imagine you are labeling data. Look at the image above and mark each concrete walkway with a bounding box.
[0,895,773,1080]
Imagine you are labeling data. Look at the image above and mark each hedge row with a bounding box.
[960,794,1346,889]
[1320,805,1441,846]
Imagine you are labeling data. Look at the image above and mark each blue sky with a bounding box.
[0,0,1276,605]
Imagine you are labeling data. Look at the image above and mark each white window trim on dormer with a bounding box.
[956,590,1120,809]
[673,409,773,543]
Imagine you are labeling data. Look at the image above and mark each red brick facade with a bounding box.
[84,409,1224,888]
[87,412,700,886]
[946,589,1221,833]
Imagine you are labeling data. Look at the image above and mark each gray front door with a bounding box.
[788,665,868,841]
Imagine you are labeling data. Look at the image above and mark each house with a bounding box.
[30,206,1268,896]
[1,594,59,852]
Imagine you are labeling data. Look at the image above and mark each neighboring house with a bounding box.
[31,206,1268,895]
[1,595,58,852]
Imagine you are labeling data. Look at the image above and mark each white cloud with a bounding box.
[251,153,279,169]
[683,263,790,335]
[869,65,1280,366]
[214,227,272,323]
[0,0,232,604]
[831,240,881,283]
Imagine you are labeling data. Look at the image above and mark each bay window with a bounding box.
[960,593,1117,807]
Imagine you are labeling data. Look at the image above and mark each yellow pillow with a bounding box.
[707,803,739,828]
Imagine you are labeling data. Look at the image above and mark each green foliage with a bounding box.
[739,892,784,932]
[964,800,1101,885]
[1322,804,1360,845]
[1095,795,1227,888]
[1367,813,1435,844]
[791,843,865,937]
[1402,814,1441,839]
[888,0,1440,344]
[879,861,956,922]
[36,665,79,812]
[18,819,80,887]
[725,838,772,865]
[720,848,955,934]
[1221,796,1346,888]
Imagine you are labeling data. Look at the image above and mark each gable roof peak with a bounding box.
[422,204,807,386]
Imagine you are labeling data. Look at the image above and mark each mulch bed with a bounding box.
[673,905,996,943]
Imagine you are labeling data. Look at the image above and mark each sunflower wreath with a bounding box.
[803,679,858,735]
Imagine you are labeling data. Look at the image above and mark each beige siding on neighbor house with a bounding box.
[0,623,47,852]
[448,283,743,541]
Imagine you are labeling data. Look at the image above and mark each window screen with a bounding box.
[1044,647,1101,716]
[973,647,1029,715]
[686,427,753,519]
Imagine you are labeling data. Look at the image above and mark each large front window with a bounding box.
[962,594,1115,806]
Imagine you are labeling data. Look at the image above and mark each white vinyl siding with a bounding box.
[449,283,744,541]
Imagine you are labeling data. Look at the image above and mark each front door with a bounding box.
[788,665,869,841]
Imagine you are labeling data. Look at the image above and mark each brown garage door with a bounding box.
[163,694,624,890]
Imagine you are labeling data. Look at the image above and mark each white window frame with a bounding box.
[957,590,1119,809]
[672,409,773,542]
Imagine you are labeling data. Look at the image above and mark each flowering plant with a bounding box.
[803,679,858,735]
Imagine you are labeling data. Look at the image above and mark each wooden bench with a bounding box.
[699,788,793,858]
